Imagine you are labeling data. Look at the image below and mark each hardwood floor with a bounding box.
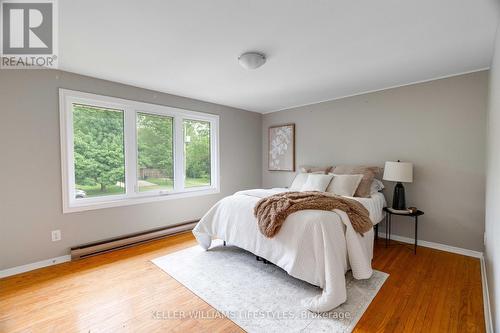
[0,233,485,332]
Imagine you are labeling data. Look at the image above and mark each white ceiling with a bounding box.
[59,0,499,113]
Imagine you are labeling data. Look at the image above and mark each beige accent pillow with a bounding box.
[333,165,383,197]
[289,173,309,191]
[299,166,334,174]
[326,174,363,197]
[300,174,334,192]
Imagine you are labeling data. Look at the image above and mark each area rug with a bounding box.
[152,241,388,333]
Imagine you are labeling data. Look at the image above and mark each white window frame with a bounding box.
[59,89,219,213]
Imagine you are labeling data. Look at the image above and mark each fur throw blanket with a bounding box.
[254,191,372,238]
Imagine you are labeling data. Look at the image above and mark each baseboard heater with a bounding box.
[70,220,198,260]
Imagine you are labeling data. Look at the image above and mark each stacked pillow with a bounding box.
[301,174,334,191]
[332,165,383,198]
[288,165,384,197]
[370,179,385,194]
[326,174,363,197]
[289,166,333,191]
[289,173,309,191]
[299,166,333,174]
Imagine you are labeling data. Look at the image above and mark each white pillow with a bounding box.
[301,174,334,192]
[289,173,309,191]
[326,174,363,197]
[370,179,385,194]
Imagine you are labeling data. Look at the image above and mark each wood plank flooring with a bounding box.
[0,233,485,332]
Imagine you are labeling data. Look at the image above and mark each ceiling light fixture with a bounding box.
[238,52,266,70]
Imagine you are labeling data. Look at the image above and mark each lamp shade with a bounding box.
[383,161,413,183]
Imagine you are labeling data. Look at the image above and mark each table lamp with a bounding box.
[383,160,413,210]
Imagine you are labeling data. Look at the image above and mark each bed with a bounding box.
[192,188,386,312]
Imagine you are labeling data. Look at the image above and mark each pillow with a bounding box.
[301,174,334,192]
[326,174,363,197]
[299,166,334,174]
[332,165,383,198]
[289,173,309,191]
[370,179,385,194]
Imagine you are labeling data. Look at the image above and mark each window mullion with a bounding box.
[64,96,76,207]
[124,108,137,196]
[211,119,218,190]
[174,116,184,192]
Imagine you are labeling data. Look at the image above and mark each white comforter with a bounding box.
[193,188,385,312]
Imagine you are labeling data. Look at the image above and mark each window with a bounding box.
[137,113,174,192]
[73,104,126,198]
[184,119,211,188]
[60,89,219,213]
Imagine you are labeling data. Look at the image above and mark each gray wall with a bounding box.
[486,24,500,332]
[0,70,262,269]
[0,69,490,271]
[262,71,488,252]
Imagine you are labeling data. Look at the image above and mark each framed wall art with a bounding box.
[268,124,295,171]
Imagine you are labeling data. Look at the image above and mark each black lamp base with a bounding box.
[392,182,406,210]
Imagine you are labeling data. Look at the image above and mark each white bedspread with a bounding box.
[348,192,386,225]
[193,188,384,312]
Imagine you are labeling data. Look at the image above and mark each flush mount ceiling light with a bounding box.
[238,52,266,70]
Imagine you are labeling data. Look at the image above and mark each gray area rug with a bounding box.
[152,241,388,333]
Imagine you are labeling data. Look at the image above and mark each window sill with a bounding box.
[63,187,220,213]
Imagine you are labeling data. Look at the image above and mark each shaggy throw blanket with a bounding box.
[254,191,372,238]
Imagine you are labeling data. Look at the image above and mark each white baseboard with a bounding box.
[0,255,71,279]
[378,232,483,258]
[481,256,494,333]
